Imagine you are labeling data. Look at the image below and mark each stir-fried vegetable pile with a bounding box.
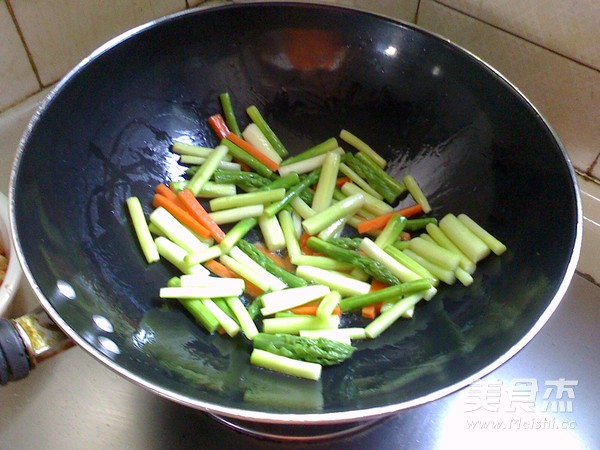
[126,92,507,381]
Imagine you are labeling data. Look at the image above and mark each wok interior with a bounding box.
[12,3,578,420]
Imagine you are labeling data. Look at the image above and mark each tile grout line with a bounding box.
[429,0,600,74]
[4,1,44,90]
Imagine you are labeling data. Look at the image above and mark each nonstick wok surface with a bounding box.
[10,3,580,423]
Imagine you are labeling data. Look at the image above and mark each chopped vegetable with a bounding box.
[125,94,510,381]
[126,196,159,263]
[250,348,321,381]
[246,105,289,158]
[357,204,423,234]
[253,333,355,366]
[219,92,242,136]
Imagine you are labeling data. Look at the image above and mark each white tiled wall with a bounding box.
[0,0,598,283]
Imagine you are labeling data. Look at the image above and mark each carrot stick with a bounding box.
[361,303,382,319]
[225,132,280,172]
[208,114,230,140]
[357,204,423,234]
[290,303,342,316]
[335,176,352,188]
[204,259,263,298]
[177,188,226,242]
[155,183,179,203]
[152,193,211,239]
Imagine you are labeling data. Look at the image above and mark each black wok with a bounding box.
[4,1,581,431]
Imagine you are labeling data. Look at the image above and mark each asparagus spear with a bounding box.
[306,237,401,286]
[236,239,307,288]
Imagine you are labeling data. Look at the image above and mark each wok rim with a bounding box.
[9,1,582,425]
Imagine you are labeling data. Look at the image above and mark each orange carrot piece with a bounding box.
[289,303,342,316]
[370,279,389,292]
[255,243,293,271]
[177,189,226,242]
[225,132,280,172]
[155,183,179,202]
[204,259,263,298]
[357,204,423,234]
[299,232,313,255]
[208,114,230,140]
[335,176,352,188]
[361,305,377,319]
[152,193,211,239]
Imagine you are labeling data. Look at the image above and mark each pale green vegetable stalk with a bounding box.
[220,254,273,292]
[316,291,341,319]
[418,232,473,285]
[364,292,425,338]
[291,254,354,271]
[290,197,316,220]
[311,152,341,212]
[278,148,344,177]
[225,296,259,339]
[339,163,383,199]
[408,236,461,271]
[126,196,159,263]
[318,217,346,241]
[159,284,244,299]
[184,245,223,265]
[280,137,339,166]
[295,265,371,297]
[403,174,431,213]
[384,245,437,284]
[203,299,241,337]
[172,141,233,161]
[425,223,476,274]
[339,129,387,168]
[209,188,286,211]
[258,214,286,251]
[179,274,245,291]
[229,246,287,290]
[403,248,456,285]
[340,182,393,217]
[174,181,237,199]
[454,267,474,286]
[246,105,289,158]
[186,144,229,196]
[150,207,208,253]
[250,349,322,381]
[262,315,340,335]
[260,285,331,316]
[439,214,490,263]
[457,214,507,256]
[154,236,208,275]
[360,237,422,283]
[374,215,406,249]
[242,123,282,163]
[300,328,367,341]
[218,217,258,254]
[180,155,241,171]
[208,204,264,225]
[302,193,365,235]
[278,210,302,259]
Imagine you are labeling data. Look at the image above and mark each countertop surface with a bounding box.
[1,274,598,449]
